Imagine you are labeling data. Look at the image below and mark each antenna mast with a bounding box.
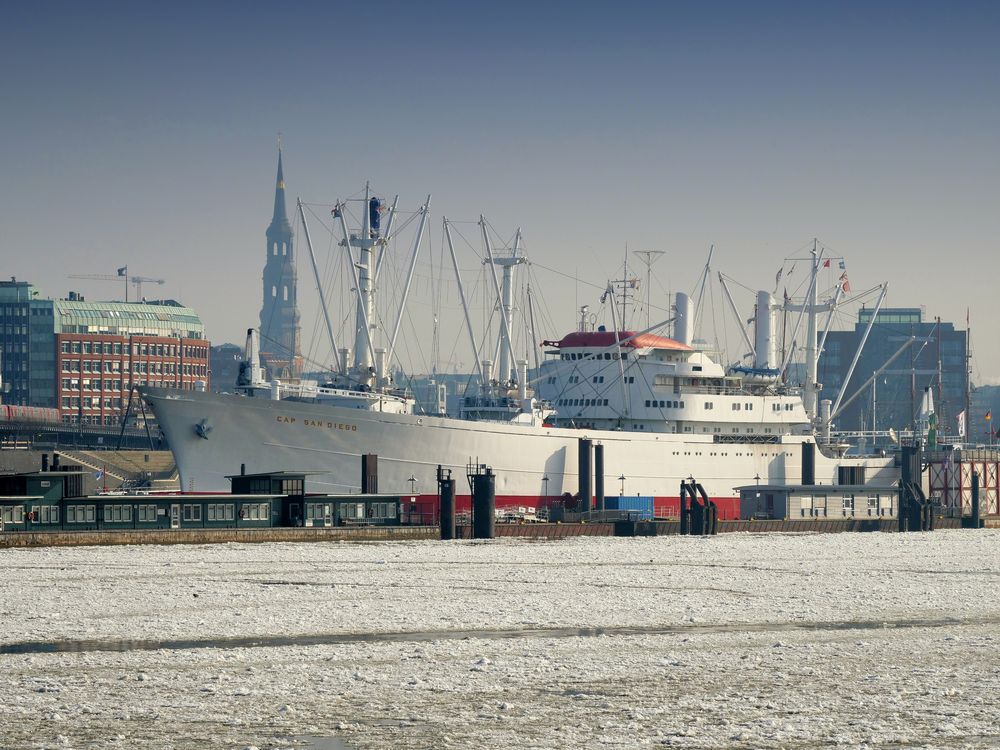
[634,250,665,330]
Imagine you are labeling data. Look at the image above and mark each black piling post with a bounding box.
[41,453,49,472]
[594,443,605,514]
[472,468,496,540]
[689,487,704,536]
[679,481,688,535]
[578,439,593,515]
[438,466,456,541]
[899,444,913,532]
[972,471,981,529]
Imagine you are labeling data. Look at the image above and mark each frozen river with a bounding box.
[2,530,1000,749]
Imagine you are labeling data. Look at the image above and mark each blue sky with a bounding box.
[2,2,999,379]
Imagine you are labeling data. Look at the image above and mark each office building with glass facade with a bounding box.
[818,307,967,433]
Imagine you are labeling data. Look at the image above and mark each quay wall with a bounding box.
[0,526,438,548]
[0,517,968,548]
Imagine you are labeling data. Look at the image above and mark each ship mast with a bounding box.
[482,219,525,385]
[783,240,833,424]
[334,184,383,387]
[804,242,821,420]
[356,184,376,377]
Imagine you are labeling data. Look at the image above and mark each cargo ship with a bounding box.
[143,187,896,518]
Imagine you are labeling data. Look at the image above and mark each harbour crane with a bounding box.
[67,269,166,302]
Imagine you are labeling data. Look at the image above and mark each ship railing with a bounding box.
[712,434,782,445]
[654,385,769,397]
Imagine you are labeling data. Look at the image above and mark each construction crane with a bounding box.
[67,268,166,302]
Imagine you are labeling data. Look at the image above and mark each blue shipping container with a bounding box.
[605,496,654,519]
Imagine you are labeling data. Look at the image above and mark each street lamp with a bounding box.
[618,474,626,496]
[542,474,549,498]
[407,474,417,495]
[754,473,761,498]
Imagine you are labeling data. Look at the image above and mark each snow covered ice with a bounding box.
[2,530,1000,749]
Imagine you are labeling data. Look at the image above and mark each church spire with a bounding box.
[260,146,301,378]
[271,148,289,229]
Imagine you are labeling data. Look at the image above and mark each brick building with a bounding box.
[0,279,208,425]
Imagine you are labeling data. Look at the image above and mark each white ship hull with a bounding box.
[143,387,897,516]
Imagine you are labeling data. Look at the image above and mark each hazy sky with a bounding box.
[3,2,999,381]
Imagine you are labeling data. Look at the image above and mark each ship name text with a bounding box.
[276,415,357,432]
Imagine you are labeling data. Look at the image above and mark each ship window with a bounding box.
[271,286,277,297]
[645,400,650,407]
[273,242,278,255]
[604,353,611,360]
[283,286,288,301]
[693,365,702,371]
[603,399,608,406]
